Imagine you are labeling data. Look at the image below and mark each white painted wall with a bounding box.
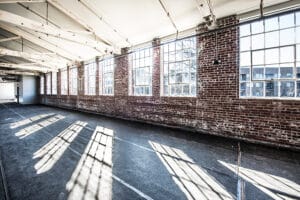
[0,82,15,102]
[21,75,38,104]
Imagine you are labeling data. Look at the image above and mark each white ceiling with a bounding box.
[0,0,296,74]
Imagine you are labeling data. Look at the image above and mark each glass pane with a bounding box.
[252,50,264,65]
[280,81,295,97]
[265,66,279,79]
[265,17,279,31]
[297,81,300,97]
[280,67,293,78]
[280,28,295,46]
[240,82,250,97]
[296,27,300,44]
[297,67,300,78]
[280,46,294,63]
[252,82,264,96]
[240,24,250,37]
[266,81,278,97]
[253,67,264,80]
[240,52,251,66]
[297,12,300,26]
[240,36,251,51]
[265,31,279,48]
[240,68,250,81]
[265,48,279,64]
[251,34,264,50]
[251,21,264,34]
[297,45,300,61]
[279,13,295,29]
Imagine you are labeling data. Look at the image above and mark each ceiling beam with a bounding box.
[0,36,21,43]
[0,62,56,72]
[0,0,45,3]
[0,69,39,76]
[0,48,63,69]
[0,9,114,53]
[0,22,78,61]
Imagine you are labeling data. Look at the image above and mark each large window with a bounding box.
[69,67,78,95]
[100,58,114,95]
[40,75,44,95]
[52,72,57,95]
[130,48,153,96]
[61,68,68,95]
[84,62,96,95]
[239,11,300,98]
[161,37,197,97]
[46,73,51,95]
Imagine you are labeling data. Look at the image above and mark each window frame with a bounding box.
[60,68,68,95]
[52,72,57,95]
[160,37,197,97]
[84,62,97,96]
[130,47,153,96]
[99,57,114,96]
[239,10,300,99]
[69,66,78,95]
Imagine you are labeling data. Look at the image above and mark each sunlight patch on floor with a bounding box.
[219,160,300,200]
[66,126,114,200]
[149,141,234,200]
[15,114,65,139]
[10,113,54,129]
[33,121,87,174]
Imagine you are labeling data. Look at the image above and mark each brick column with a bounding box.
[67,65,70,96]
[152,38,161,98]
[115,48,129,96]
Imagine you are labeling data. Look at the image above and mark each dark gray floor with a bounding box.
[0,103,299,200]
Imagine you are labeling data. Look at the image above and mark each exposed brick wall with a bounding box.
[40,15,300,150]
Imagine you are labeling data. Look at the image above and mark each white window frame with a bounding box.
[130,47,153,96]
[99,58,114,95]
[239,11,300,99]
[84,62,96,95]
[52,72,57,95]
[40,75,44,95]
[161,37,197,97]
[61,68,68,95]
[69,67,78,95]
[46,73,51,95]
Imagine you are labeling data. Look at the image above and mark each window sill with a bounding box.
[239,96,300,100]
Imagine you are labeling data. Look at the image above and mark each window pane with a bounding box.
[280,28,295,46]
[240,52,251,66]
[265,17,279,31]
[240,82,250,96]
[296,27,300,44]
[240,36,251,51]
[280,81,295,97]
[265,31,279,48]
[297,67,300,78]
[297,81,300,97]
[251,34,264,50]
[252,50,264,65]
[280,67,293,78]
[265,66,279,79]
[265,48,279,64]
[297,12,300,26]
[240,24,250,36]
[253,67,264,80]
[240,67,250,81]
[297,45,300,61]
[280,46,294,63]
[251,21,264,34]
[279,13,295,29]
[252,82,264,96]
[266,81,278,97]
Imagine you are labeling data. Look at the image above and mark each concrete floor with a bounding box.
[0,103,299,200]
